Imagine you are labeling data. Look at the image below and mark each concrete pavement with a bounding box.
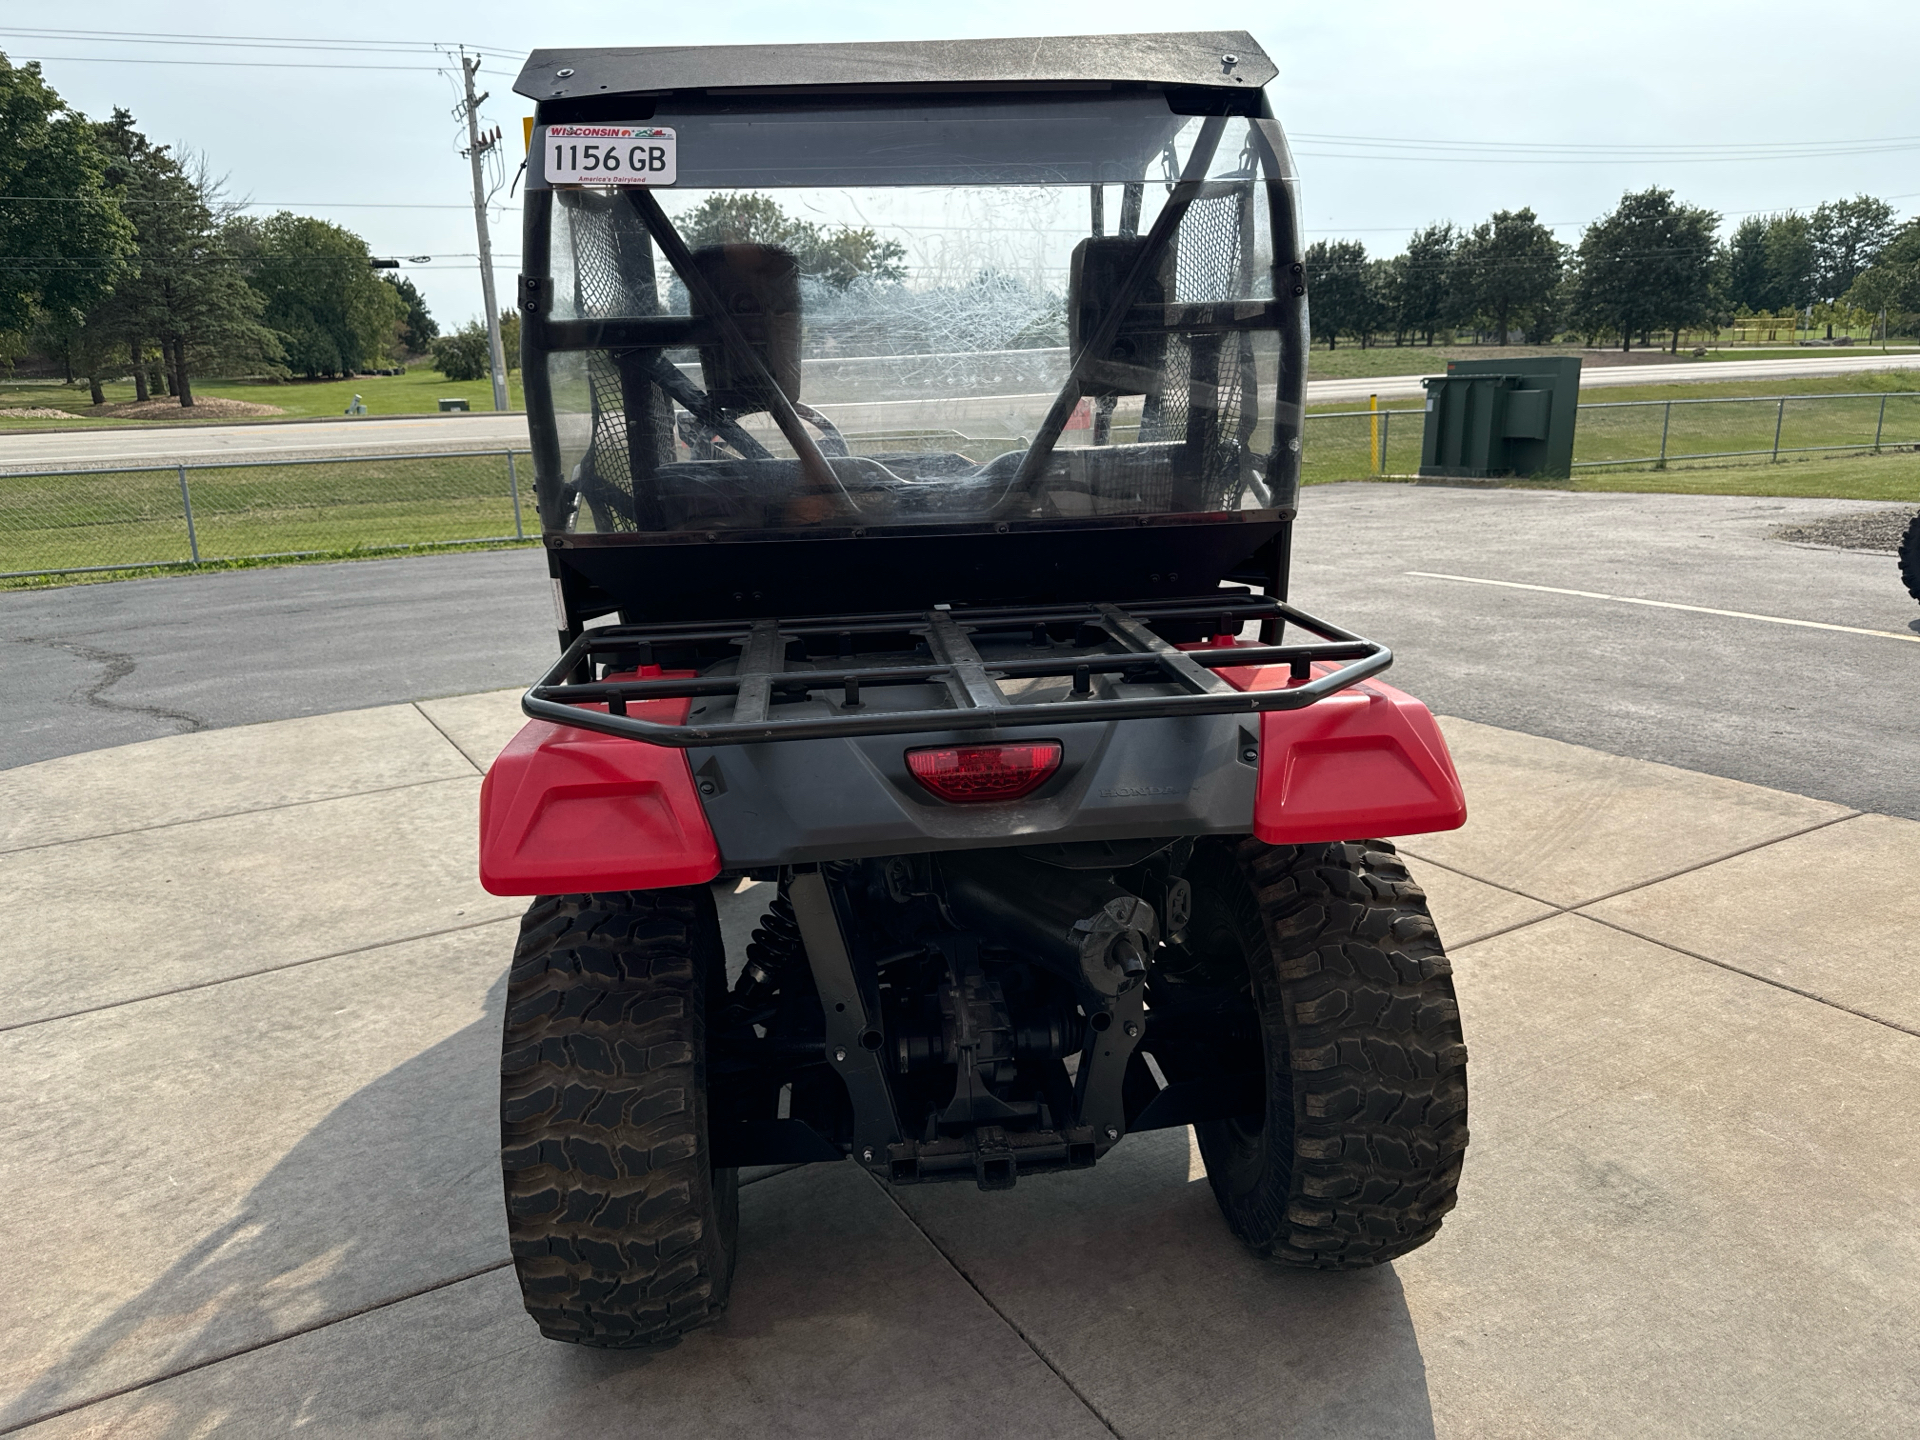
[4,352,1912,469]
[1,693,1916,1436]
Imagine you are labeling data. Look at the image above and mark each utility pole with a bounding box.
[457,49,510,412]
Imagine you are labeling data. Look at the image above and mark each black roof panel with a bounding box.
[514,31,1274,102]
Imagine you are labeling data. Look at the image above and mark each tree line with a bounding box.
[1,54,440,406]
[1306,189,1917,351]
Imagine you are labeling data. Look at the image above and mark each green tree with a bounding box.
[1396,222,1456,345]
[1303,238,1367,350]
[430,321,492,381]
[1810,196,1897,335]
[1350,258,1397,348]
[1844,218,1920,329]
[1570,189,1721,351]
[676,192,907,288]
[497,310,521,371]
[229,212,405,376]
[381,273,437,353]
[1724,215,1771,313]
[1761,213,1816,313]
[1450,208,1563,344]
[0,56,134,356]
[85,114,279,406]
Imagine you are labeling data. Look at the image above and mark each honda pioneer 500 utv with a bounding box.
[484,31,1470,1348]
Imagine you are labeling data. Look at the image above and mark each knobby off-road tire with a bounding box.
[500,888,739,1347]
[1189,838,1469,1268]
[1899,512,1920,603]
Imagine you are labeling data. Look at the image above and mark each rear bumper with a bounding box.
[478,646,1465,895]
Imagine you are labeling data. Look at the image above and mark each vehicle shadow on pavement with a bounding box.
[894,1128,1438,1438]
[0,971,515,1435]
[8,955,1433,1439]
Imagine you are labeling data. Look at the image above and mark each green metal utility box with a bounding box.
[1418,356,1580,479]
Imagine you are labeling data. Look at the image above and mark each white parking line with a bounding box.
[1406,570,1920,645]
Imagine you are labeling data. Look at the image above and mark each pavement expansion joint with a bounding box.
[1408,810,1903,1035]
[0,771,483,858]
[411,700,490,774]
[1572,910,1920,1042]
[0,912,520,1036]
[867,1172,1123,1439]
[1404,807,1860,917]
[0,1260,518,1439]
[0,1161,899,1437]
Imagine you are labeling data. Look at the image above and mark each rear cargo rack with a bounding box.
[524,593,1391,748]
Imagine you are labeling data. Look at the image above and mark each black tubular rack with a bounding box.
[524,592,1392,748]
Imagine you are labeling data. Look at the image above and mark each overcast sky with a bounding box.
[15,0,1920,327]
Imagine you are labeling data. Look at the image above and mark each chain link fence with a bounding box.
[1,449,531,581]
[1301,390,1920,483]
[4,394,1918,582]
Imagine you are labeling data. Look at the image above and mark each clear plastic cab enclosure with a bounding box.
[515,34,1306,627]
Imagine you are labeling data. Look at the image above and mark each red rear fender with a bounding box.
[478,674,720,896]
[1197,644,1468,844]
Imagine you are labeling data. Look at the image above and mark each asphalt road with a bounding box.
[1309,349,1920,404]
[4,486,1916,818]
[5,352,1914,470]
[1286,486,1919,818]
[0,413,529,472]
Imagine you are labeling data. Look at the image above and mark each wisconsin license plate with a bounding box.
[543,126,676,186]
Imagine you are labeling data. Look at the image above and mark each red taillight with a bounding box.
[905,741,1062,802]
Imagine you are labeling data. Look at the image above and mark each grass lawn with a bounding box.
[1304,372,1920,486]
[0,371,521,428]
[204,371,522,419]
[0,536,540,592]
[1550,448,1920,501]
[1296,343,1920,381]
[7,369,1918,589]
[1694,346,1919,362]
[1,452,533,581]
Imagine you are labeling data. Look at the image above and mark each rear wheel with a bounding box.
[1900,511,1920,603]
[1183,838,1469,1267]
[500,888,739,1346]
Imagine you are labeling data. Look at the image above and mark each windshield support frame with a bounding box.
[1009,113,1227,494]
[622,187,840,497]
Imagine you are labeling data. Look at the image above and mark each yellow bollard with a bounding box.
[1369,393,1380,474]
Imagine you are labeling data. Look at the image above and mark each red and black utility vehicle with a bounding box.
[485,31,1471,1348]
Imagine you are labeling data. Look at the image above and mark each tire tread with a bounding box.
[1200,839,1469,1269]
[500,889,736,1348]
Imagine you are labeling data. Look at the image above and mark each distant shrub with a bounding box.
[430,323,492,381]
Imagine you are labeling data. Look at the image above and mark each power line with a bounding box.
[1293,129,1920,155]
[0,197,479,208]
[10,55,452,72]
[0,26,521,59]
[1294,147,1920,166]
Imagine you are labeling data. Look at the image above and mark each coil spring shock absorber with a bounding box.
[735,890,805,1009]
[734,863,857,1011]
